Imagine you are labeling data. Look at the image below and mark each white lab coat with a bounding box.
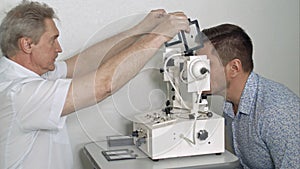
[0,57,73,169]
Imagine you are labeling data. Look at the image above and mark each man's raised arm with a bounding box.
[61,11,189,116]
[65,9,168,78]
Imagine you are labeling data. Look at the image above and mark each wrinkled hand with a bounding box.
[151,12,190,41]
[135,9,168,33]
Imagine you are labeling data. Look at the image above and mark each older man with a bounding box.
[0,1,189,169]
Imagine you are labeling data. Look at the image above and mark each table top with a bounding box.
[82,141,240,169]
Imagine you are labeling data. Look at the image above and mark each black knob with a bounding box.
[206,112,213,117]
[164,107,173,115]
[197,130,208,140]
[166,100,170,106]
[201,94,207,100]
[200,67,209,74]
[132,130,139,137]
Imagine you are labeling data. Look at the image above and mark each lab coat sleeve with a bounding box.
[12,78,72,131]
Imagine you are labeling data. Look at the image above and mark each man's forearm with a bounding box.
[65,27,143,78]
[61,10,189,116]
[61,33,167,116]
[100,33,168,94]
[65,9,170,78]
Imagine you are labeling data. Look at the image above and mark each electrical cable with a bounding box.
[163,53,191,110]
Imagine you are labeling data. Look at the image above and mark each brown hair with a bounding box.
[202,24,253,72]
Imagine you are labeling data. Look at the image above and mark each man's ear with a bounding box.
[225,59,243,78]
[19,37,32,54]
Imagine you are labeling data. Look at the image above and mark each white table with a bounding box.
[81,141,240,169]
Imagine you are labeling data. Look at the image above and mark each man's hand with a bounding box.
[151,11,190,41]
[134,9,167,34]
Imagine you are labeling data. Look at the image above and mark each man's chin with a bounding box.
[47,68,55,72]
[49,64,56,71]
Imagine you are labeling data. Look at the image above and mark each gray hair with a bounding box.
[0,0,58,57]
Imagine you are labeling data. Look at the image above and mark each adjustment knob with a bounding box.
[197,130,208,140]
[200,67,209,74]
[159,68,164,73]
[132,130,139,137]
[206,112,213,118]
